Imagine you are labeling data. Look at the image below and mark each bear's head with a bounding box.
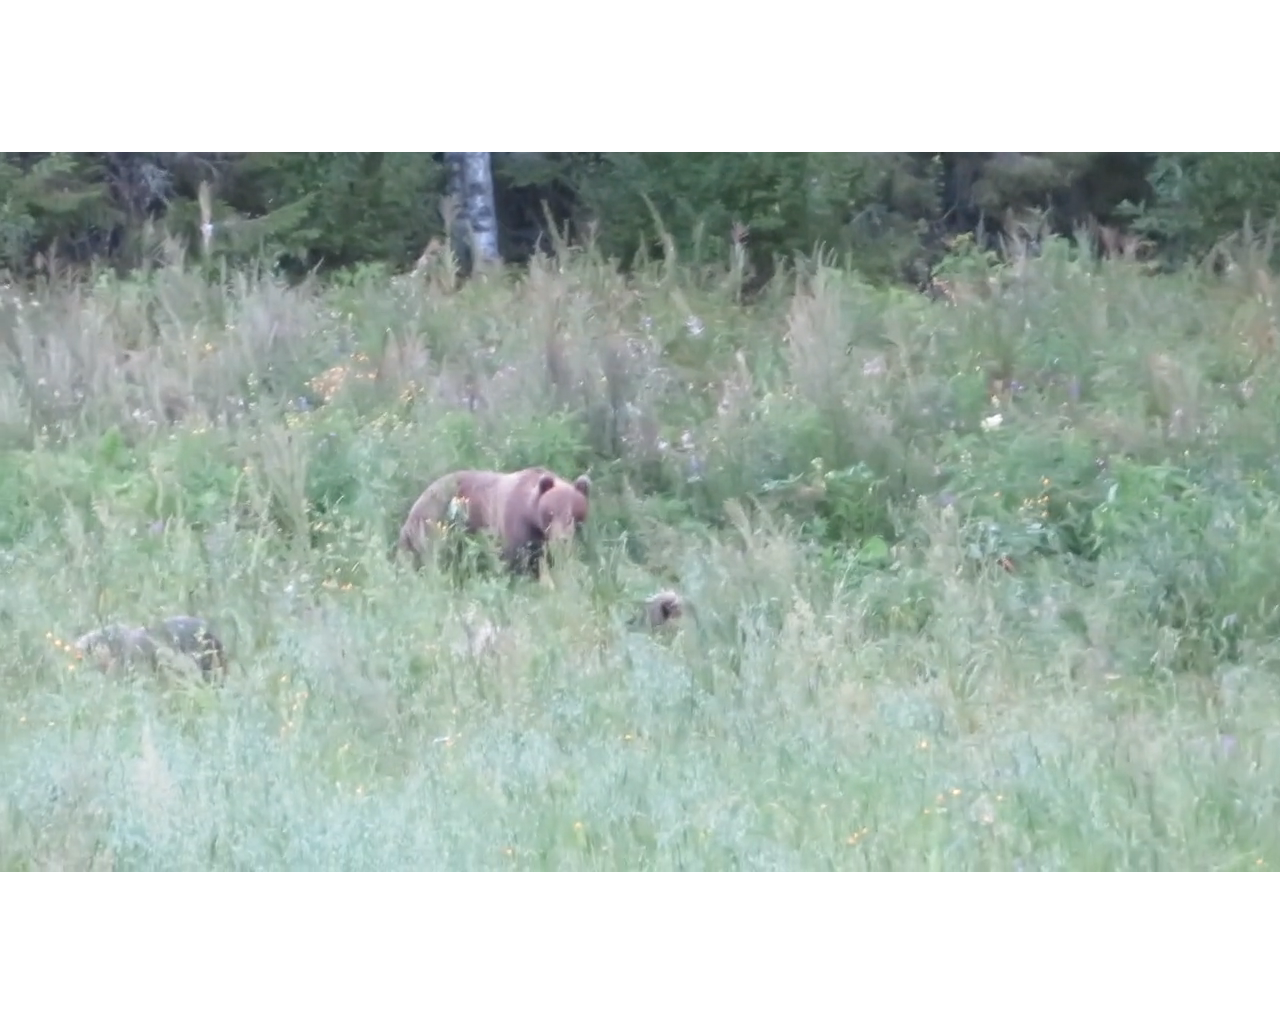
[534,472,591,544]
[645,590,684,628]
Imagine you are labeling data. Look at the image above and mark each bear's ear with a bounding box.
[573,474,591,497]
[537,473,556,495]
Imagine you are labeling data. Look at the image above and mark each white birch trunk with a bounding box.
[444,152,500,269]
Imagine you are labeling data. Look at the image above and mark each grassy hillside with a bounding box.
[2,233,1279,870]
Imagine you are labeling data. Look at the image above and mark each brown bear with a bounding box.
[73,616,228,680]
[631,589,690,631]
[397,467,592,576]
[644,590,685,628]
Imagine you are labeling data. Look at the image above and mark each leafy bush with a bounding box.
[6,228,1280,871]
[1119,153,1280,264]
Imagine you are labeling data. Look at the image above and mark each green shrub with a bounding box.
[6,230,1280,871]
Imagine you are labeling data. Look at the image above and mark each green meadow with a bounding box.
[2,233,1278,870]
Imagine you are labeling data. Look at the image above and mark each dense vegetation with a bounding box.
[5,153,1280,286]
[3,201,1280,868]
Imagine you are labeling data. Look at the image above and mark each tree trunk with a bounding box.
[444,152,500,271]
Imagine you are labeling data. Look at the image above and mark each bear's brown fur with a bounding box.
[629,589,690,632]
[644,590,685,628]
[73,616,228,680]
[397,467,592,575]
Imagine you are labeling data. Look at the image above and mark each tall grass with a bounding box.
[2,232,1279,870]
